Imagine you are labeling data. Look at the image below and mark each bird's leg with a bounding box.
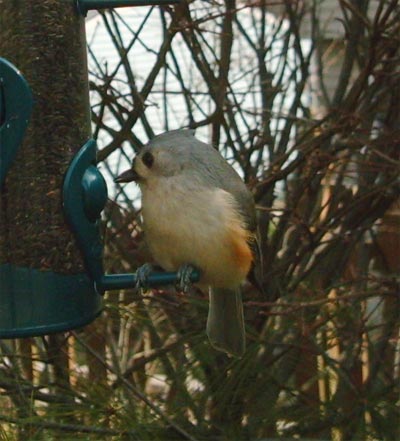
[176,263,199,293]
[135,263,157,291]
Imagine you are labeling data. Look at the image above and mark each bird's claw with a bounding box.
[176,264,198,293]
[135,263,155,291]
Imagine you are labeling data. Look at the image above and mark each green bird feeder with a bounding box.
[0,0,199,339]
[0,1,102,338]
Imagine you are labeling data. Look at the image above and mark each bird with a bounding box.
[115,129,261,357]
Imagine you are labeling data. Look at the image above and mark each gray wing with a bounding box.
[188,135,264,290]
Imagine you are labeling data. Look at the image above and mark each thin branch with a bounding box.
[72,332,200,441]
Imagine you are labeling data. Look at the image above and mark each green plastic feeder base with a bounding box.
[0,264,102,338]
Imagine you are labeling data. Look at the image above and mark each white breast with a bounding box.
[141,176,247,288]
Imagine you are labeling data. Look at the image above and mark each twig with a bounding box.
[0,414,138,436]
[72,332,199,441]
[246,288,398,311]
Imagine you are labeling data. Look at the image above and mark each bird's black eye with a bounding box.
[142,151,154,168]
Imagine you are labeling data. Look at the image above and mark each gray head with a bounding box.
[115,129,257,230]
[114,130,198,184]
[115,129,241,186]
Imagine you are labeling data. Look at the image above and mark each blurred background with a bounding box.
[1,0,399,439]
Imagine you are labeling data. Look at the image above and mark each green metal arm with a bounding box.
[63,139,199,294]
[77,0,180,16]
[98,271,194,291]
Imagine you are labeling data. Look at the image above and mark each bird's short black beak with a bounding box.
[114,168,140,184]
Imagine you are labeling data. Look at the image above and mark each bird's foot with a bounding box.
[135,263,156,291]
[176,264,199,293]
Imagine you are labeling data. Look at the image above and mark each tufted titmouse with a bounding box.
[115,129,261,357]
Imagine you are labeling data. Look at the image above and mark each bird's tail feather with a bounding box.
[206,287,245,357]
